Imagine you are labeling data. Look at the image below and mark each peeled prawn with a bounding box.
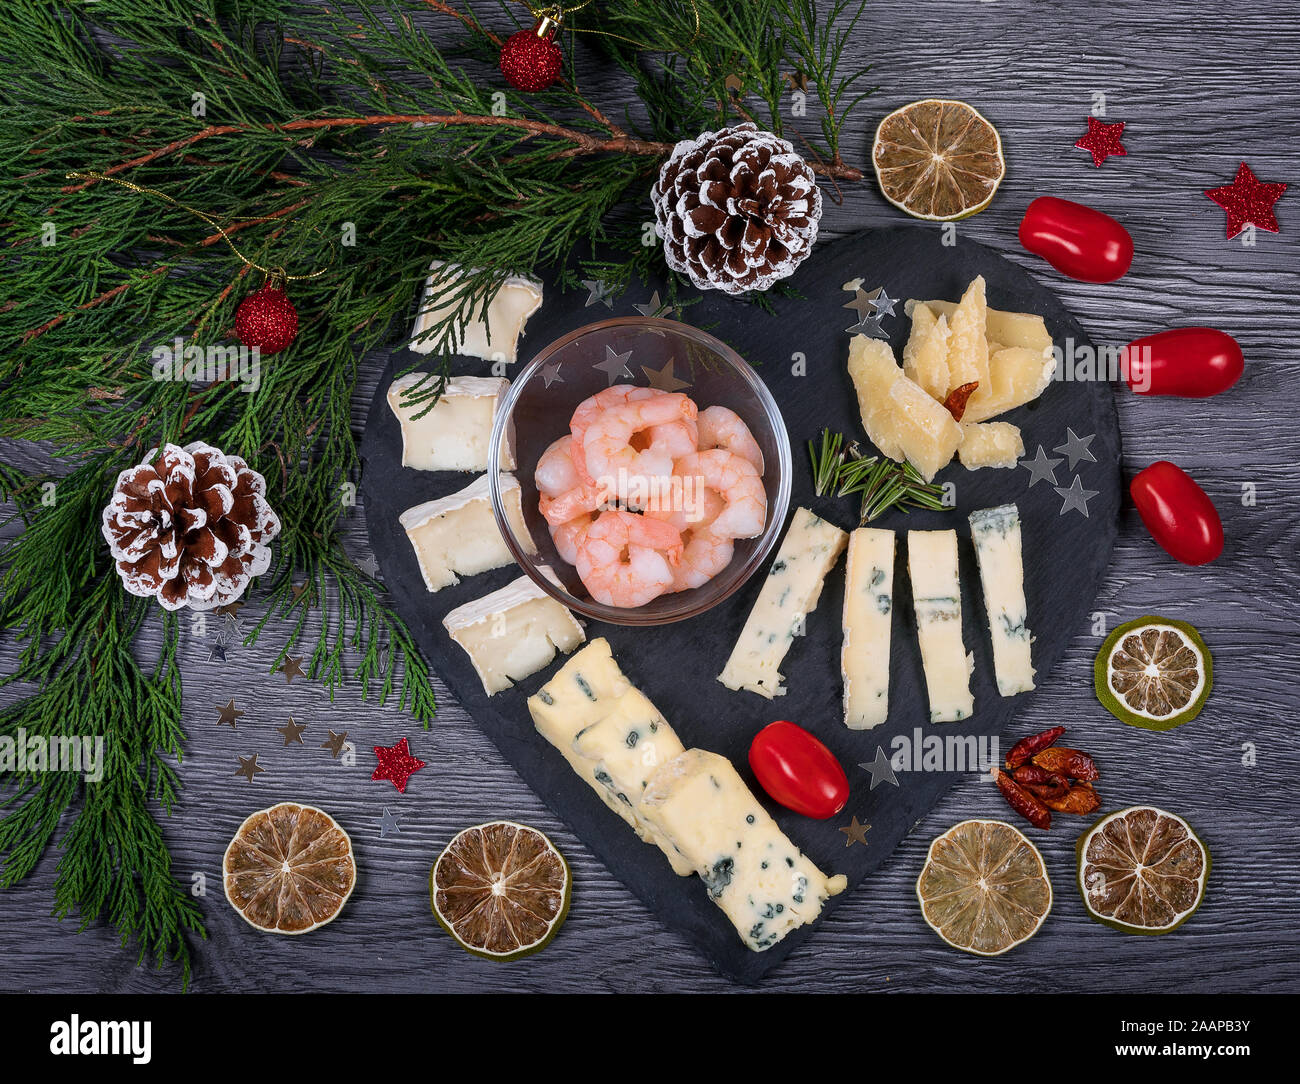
[670,526,735,592]
[582,393,696,501]
[549,511,598,566]
[671,449,767,540]
[697,406,764,472]
[570,385,657,483]
[535,435,583,497]
[575,509,682,608]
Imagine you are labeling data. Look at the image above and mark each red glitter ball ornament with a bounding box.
[234,284,298,355]
[1204,161,1287,239]
[499,20,563,92]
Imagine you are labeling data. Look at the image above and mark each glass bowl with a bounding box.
[488,317,792,626]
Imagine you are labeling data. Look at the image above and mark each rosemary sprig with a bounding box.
[806,428,947,524]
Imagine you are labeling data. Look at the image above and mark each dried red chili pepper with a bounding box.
[1013,764,1072,801]
[1005,725,1066,770]
[943,381,979,421]
[1030,746,1100,781]
[995,769,1052,830]
[1039,783,1102,815]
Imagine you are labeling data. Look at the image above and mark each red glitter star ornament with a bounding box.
[1205,162,1287,238]
[1074,116,1127,167]
[372,737,426,793]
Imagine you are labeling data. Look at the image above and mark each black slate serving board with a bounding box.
[359,226,1121,983]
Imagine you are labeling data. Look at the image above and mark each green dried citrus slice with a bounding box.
[872,99,1006,221]
[1095,616,1212,731]
[223,803,357,934]
[430,820,570,960]
[1077,806,1209,935]
[916,819,1052,955]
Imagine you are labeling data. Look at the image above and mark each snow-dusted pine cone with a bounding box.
[101,442,280,611]
[651,122,823,295]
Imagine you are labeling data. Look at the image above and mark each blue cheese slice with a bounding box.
[718,508,848,698]
[907,529,974,722]
[410,262,542,364]
[442,568,583,695]
[399,473,534,592]
[841,527,895,730]
[969,504,1035,696]
[527,640,692,875]
[640,749,847,951]
[387,374,514,472]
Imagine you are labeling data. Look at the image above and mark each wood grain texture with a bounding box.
[1,0,1298,994]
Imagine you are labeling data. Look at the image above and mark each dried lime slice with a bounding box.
[430,820,570,960]
[916,819,1052,955]
[223,803,357,934]
[872,99,1006,221]
[1095,616,1212,731]
[1077,806,1209,935]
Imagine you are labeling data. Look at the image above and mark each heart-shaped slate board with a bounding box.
[359,225,1122,983]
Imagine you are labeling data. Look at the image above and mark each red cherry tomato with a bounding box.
[748,721,849,820]
[1122,327,1244,397]
[1018,196,1134,283]
[1130,461,1224,566]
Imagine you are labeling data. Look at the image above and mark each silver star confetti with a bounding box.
[1054,428,1097,470]
[541,362,564,388]
[633,290,670,318]
[859,746,900,790]
[868,286,898,318]
[846,313,889,339]
[1055,475,1100,517]
[1020,445,1063,489]
[356,553,381,579]
[594,345,634,384]
[207,641,228,664]
[378,807,402,839]
[843,288,878,321]
[581,279,614,309]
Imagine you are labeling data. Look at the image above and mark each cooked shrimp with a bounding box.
[582,393,697,500]
[535,435,583,497]
[646,482,725,532]
[670,526,735,592]
[672,449,767,540]
[549,511,598,566]
[570,385,658,483]
[647,416,698,460]
[697,406,765,472]
[539,479,611,527]
[575,509,682,608]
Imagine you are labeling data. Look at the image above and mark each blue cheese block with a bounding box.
[640,749,848,951]
[969,504,1035,696]
[907,529,974,722]
[718,507,849,698]
[841,527,896,730]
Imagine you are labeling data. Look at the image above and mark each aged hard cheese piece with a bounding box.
[847,337,963,482]
[399,473,533,592]
[443,569,584,695]
[387,374,515,472]
[718,507,848,698]
[908,298,1053,354]
[942,275,991,396]
[907,529,974,722]
[410,262,543,363]
[963,346,1057,423]
[640,749,847,951]
[841,527,896,730]
[902,303,951,401]
[958,421,1024,469]
[969,504,1035,696]
[527,640,693,875]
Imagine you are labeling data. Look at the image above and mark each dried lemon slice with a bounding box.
[223,803,357,934]
[916,818,1052,955]
[430,820,570,960]
[1095,616,1212,731]
[1077,806,1209,935]
[872,99,1006,221]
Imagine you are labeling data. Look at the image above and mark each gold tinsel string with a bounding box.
[64,170,334,284]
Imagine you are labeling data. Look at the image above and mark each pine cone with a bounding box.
[651,122,822,295]
[101,442,280,611]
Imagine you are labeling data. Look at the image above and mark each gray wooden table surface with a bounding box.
[3,0,1298,994]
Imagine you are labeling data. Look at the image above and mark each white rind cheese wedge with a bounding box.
[640,749,847,951]
[907,529,974,722]
[841,527,896,730]
[958,421,1024,470]
[718,507,849,698]
[410,262,542,363]
[527,640,693,875]
[969,504,1036,696]
[442,569,583,695]
[399,473,533,592]
[387,374,515,472]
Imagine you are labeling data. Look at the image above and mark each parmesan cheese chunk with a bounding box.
[387,374,514,472]
[958,421,1024,470]
[399,473,533,592]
